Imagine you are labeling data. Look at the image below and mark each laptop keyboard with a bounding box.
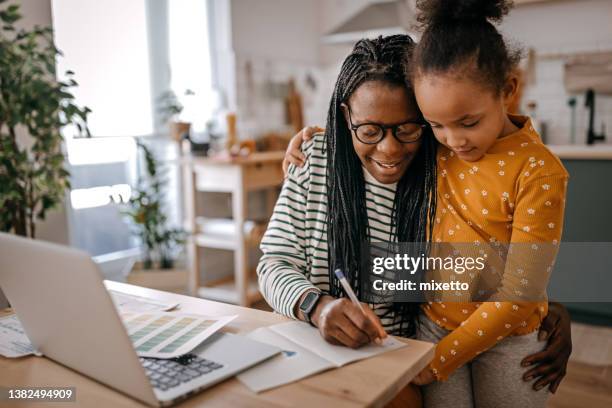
[140,354,224,391]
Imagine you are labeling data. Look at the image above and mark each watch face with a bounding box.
[301,291,318,312]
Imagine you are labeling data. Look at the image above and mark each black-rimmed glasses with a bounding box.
[344,104,427,144]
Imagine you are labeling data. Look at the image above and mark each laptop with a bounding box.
[0,233,280,406]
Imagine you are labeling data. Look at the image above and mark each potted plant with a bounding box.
[0,1,90,238]
[157,89,194,142]
[122,141,188,291]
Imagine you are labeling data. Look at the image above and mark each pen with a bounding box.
[334,269,386,345]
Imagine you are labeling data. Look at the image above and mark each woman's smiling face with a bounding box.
[343,81,422,184]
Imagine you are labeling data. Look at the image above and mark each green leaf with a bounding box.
[0,6,86,238]
[0,8,21,24]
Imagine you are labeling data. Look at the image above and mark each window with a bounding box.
[168,0,215,132]
[52,0,154,138]
[51,0,213,258]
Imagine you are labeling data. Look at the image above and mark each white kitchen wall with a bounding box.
[315,0,375,65]
[226,0,392,134]
[314,0,377,128]
[229,0,326,136]
[501,0,612,145]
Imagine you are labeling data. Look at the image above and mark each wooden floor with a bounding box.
[548,361,612,408]
[548,323,612,408]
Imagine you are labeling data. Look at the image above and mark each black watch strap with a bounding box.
[299,290,322,326]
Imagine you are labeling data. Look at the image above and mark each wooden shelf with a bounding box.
[194,233,237,250]
[192,219,266,250]
[181,152,283,306]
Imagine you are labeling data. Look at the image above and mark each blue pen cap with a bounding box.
[334,269,345,280]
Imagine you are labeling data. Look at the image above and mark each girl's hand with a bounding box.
[521,302,572,393]
[311,296,387,349]
[282,125,324,175]
[412,365,436,386]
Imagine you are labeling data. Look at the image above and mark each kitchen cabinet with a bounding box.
[547,147,612,324]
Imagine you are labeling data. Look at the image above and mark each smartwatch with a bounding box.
[298,290,322,326]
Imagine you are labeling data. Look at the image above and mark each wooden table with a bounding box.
[0,281,434,407]
[181,152,285,306]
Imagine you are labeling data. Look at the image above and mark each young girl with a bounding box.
[408,1,568,407]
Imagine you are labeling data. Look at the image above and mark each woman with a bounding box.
[258,35,571,405]
[258,34,434,344]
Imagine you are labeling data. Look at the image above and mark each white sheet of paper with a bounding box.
[237,327,334,393]
[120,311,237,359]
[109,290,179,313]
[0,314,35,358]
[270,321,406,367]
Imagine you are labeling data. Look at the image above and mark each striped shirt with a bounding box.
[256,133,404,334]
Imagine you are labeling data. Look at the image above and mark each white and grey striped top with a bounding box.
[256,133,403,334]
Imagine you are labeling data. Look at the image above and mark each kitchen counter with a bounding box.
[547,144,612,160]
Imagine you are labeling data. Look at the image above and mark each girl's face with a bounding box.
[343,81,422,184]
[413,72,518,162]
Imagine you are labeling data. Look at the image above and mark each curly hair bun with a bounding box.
[416,0,513,26]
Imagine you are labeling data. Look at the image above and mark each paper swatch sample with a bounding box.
[120,311,236,358]
[238,321,406,392]
[109,290,179,313]
[0,314,35,358]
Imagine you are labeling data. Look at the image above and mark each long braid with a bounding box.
[325,35,438,337]
[391,129,438,336]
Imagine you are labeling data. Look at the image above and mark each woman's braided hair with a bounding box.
[325,35,437,337]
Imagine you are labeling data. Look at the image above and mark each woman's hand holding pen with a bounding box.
[311,296,388,349]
